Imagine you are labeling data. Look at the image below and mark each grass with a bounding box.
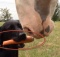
[0,21,60,57]
[19,21,60,57]
[0,22,5,26]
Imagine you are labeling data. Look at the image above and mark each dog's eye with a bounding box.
[40,30,44,35]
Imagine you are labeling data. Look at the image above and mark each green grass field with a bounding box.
[0,21,60,57]
[0,22,5,26]
[19,21,60,57]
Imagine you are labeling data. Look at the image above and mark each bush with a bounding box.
[52,4,60,21]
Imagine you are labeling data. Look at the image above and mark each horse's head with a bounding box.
[15,0,58,38]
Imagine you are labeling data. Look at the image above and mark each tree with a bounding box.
[0,8,13,22]
[52,4,60,21]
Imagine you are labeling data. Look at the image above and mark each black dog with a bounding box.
[0,20,26,57]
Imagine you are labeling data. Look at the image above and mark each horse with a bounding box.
[15,0,58,39]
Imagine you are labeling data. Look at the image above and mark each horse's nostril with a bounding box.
[40,30,44,35]
[24,27,33,35]
[40,26,50,36]
[40,30,45,36]
[45,26,50,33]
